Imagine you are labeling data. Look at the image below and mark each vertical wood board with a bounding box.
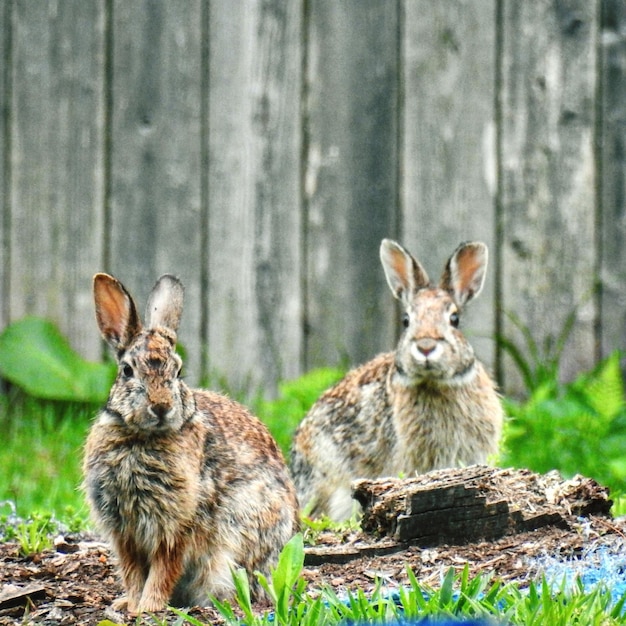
[9,0,106,360]
[401,0,498,371]
[499,0,598,392]
[598,0,626,362]
[108,0,204,380]
[207,0,304,394]
[0,1,10,330]
[305,0,399,370]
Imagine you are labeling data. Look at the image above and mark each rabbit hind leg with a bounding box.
[172,547,238,606]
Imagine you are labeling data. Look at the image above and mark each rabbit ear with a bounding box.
[93,273,142,351]
[145,274,184,333]
[380,239,430,303]
[440,242,488,308]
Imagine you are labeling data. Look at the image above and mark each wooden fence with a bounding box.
[0,0,625,397]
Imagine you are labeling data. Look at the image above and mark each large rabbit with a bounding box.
[83,273,299,614]
[290,239,503,522]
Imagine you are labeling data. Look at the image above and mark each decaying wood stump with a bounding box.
[352,466,612,546]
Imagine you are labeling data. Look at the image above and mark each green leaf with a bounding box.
[439,567,455,607]
[167,607,208,625]
[275,533,305,590]
[0,316,115,403]
[231,567,255,624]
[271,533,305,625]
[575,351,625,419]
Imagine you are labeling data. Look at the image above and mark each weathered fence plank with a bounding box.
[402,0,497,369]
[206,0,304,393]
[498,0,599,392]
[304,0,399,371]
[107,1,204,379]
[0,2,10,331]
[0,1,623,399]
[599,0,626,362]
[9,0,106,360]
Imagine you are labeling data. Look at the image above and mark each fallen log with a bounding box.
[351,466,612,545]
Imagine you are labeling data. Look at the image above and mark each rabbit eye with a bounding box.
[402,313,410,328]
[122,363,134,378]
[449,311,460,328]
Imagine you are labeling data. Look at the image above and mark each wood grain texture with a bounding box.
[0,2,622,398]
[598,0,626,362]
[0,1,10,329]
[304,0,399,371]
[8,0,106,359]
[402,0,497,369]
[498,0,599,392]
[354,467,611,545]
[206,0,304,393]
[107,1,204,378]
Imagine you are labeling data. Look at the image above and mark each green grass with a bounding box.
[0,391,93,523]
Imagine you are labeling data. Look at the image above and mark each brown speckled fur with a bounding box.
[83,274,298,614]
[290,240,503,521]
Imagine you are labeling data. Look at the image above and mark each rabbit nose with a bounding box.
[416,338,437,356]
[151,403,171,420]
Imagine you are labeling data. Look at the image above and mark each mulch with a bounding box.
[1,467,624,625]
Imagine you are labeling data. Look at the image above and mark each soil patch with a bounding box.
[1,467,624,625]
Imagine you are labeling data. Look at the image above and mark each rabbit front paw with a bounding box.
[111,594,138,614]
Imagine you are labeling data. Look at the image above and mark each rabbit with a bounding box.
[290,239,503,522]
[83,273,299,614]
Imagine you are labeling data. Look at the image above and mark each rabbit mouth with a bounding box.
[123,408,179,432]
[401,360,448,383]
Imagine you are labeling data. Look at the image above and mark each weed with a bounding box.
[300,512,360,546]
[207,533,307,626]
[14,513,55,556]
[502,351,626,503]
[0,316,115,403]
[497,308,577,393]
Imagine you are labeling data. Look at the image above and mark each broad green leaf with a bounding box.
[231,567,255,624]
[271,533,305,625]
[272,532,304,595]
[0,316,115,403]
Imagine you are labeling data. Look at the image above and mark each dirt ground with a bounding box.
[1,514,625,625]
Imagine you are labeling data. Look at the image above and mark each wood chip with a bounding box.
[0,583,46,609]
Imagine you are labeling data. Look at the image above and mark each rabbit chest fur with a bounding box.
[84,408,205,553]
[83,273,298,614]
[290,240,504,522]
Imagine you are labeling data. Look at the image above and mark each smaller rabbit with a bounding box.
[83,273,298,614]
[290,239,503,522]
